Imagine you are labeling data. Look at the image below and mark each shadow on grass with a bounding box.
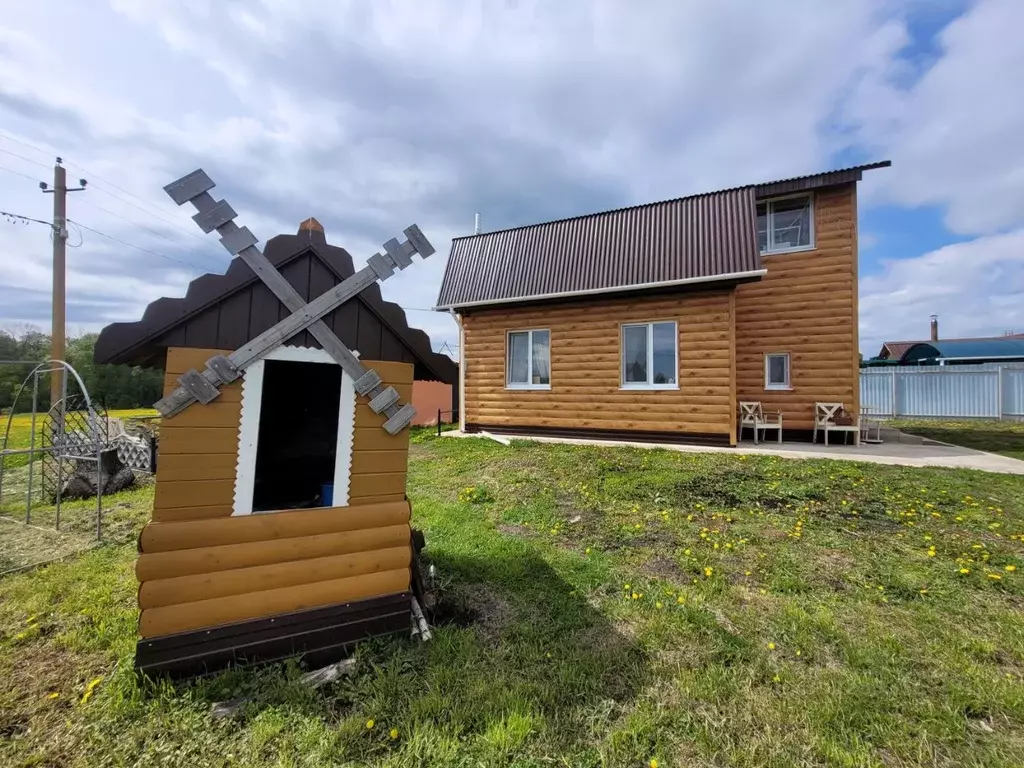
[171,550,649,761]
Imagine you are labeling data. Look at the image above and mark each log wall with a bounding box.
[154,347,411,522]
[461,290,735,439]
[735,184,859,429]
[136,501,412,638]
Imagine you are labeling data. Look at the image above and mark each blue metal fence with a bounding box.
[860,364,1024,420]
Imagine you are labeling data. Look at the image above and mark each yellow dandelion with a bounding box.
[584,548,591,555]
[767,642,776,650]
[683,549,691,556]
[390,728,399,740]
[650,760,659,768]
[959,568,971,575]
[772,674,781,683]
[988,573,1002,581]
[47,692,59,700]
[744,571,752,576]
[366,719,375,729]
[1006,565,1017,572]
[704,567,713,577]
[624,584,631,590]
[655,601,663,609]
[632,592,639,600]
[676,596,685,604]
[795,649,801,656]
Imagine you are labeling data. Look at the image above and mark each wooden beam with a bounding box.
[154,169,432,435]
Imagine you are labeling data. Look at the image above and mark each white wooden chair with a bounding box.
[739,401,783,445]
[813,402,860,446]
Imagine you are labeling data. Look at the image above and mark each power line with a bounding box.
[88,182,214,244]
[0,148,51,169]
[0,130,212,246]
[67,218,216,273]
[75,195,226,262]
[0,209,54,229]
[0,165,45,184]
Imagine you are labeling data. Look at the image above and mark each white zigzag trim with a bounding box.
[232,345,356,515]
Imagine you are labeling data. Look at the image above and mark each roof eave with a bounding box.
[434,268,767,312]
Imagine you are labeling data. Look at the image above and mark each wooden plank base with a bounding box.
[135,592,411,679]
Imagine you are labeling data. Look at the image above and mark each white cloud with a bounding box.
[848,0,1024,235]
[860,229,1024,354]
[0,0,1021,366]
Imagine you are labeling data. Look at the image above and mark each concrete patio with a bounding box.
[442,430,1024,475]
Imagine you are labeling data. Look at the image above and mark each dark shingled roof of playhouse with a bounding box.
[94,220,458,386]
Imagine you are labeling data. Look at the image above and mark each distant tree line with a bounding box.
[0,327,163,413]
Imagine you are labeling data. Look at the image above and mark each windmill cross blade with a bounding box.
[155,169,427,430]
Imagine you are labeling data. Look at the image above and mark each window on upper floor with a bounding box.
[621,321,678,389]
[757,194,814,254]
[506,329,550,389]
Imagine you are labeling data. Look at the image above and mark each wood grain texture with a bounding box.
[139,567,411,638]
[136,524,411,581]
[154,349,411,522]
[462,291,735,436]
[139,500,411,553]
[139,545,411,609]
[734,185,859,429]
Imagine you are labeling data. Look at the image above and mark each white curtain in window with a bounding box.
[531,330,550,385]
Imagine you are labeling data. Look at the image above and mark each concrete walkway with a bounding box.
[442,430,1024,475]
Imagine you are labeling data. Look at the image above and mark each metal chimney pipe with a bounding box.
[930,314,939,342]
[474,212,481,235]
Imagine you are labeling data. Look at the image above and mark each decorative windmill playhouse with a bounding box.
[94,169,457,677]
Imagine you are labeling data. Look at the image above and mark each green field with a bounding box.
[889,418,1024,461]
[2,434,1023,767]
[1,408,160,470]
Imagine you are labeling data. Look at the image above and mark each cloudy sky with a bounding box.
[1,0,1022,359]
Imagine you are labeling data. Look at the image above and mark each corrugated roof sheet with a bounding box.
[436,187,761,309]
[907,338,1024,360]
[882,333,1024,361]
[436,161,890,310]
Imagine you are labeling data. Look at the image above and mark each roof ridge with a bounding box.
[451,161,891,243]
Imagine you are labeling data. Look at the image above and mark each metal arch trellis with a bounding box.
[0,360,106,539]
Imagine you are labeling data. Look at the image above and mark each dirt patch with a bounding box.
[433,583,511,641]
[641,556,687,584]
[2,638,108,705]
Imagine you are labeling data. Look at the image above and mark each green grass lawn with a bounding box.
[889,418,1024,461]
[2,436,1024,767]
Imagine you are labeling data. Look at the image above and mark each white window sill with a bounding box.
[765,385,793,391]
[760,244,815,256]
[620,385,679,391]
[506,384,551,391]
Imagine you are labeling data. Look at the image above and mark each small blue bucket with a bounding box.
[321,483,334,506]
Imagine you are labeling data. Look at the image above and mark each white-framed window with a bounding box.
[506,329,551,389]
[764,352,791,390]
[233,346,356,515]
[757,194,814,254]
[621,321,678,389]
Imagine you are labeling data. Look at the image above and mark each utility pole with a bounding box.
[40,158,86,412]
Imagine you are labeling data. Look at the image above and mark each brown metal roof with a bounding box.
[435,161,890,310]
[436,187,762,310]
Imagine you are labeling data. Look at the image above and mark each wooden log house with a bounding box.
[436,162,890,444]
[95,205,457,677]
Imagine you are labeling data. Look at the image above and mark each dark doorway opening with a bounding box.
[252,359,341,512]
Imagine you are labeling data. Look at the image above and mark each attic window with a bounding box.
[757,194,814,254]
